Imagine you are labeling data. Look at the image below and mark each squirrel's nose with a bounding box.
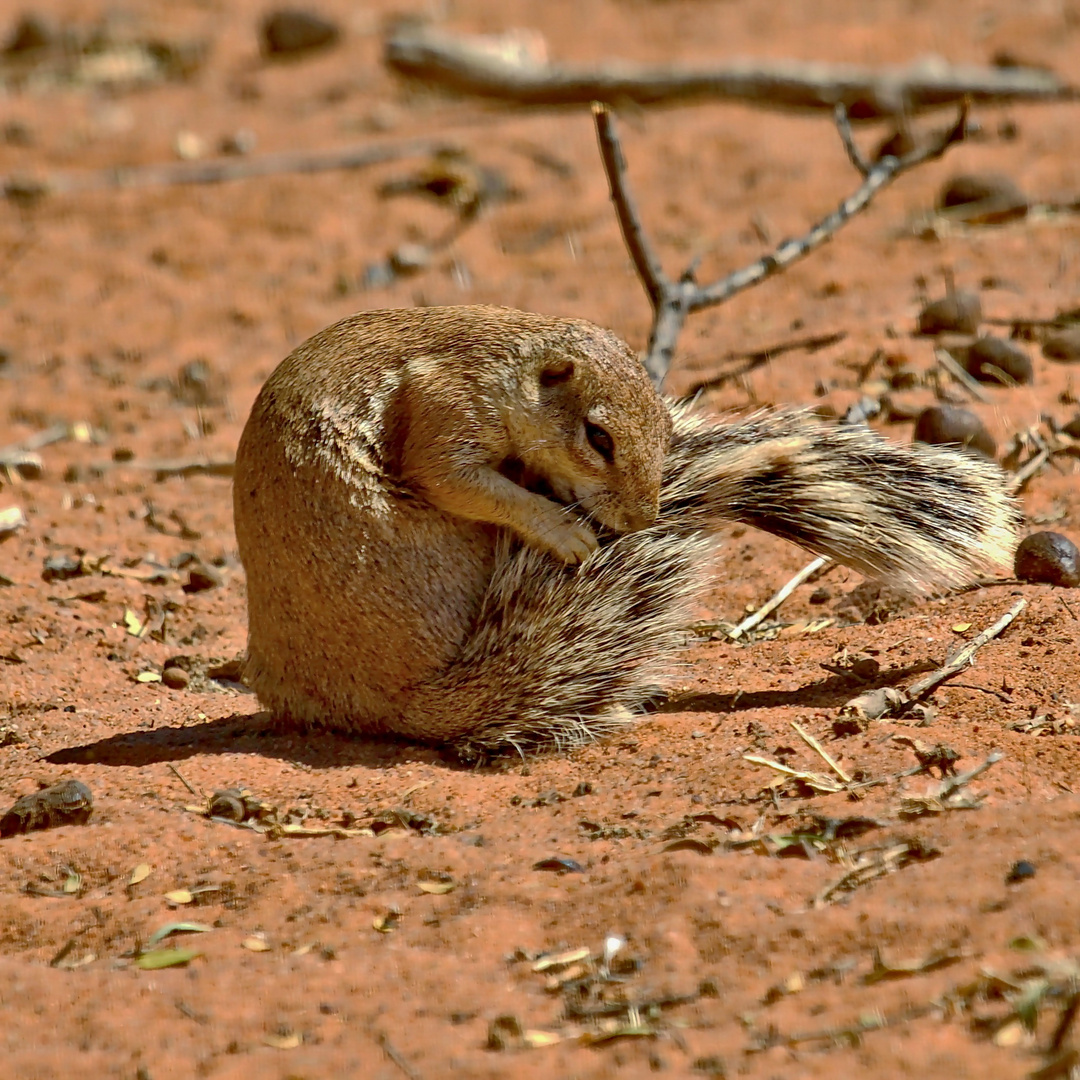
[623,499,659,532]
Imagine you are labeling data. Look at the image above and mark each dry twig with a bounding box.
[4,138,454,200]
[905,599,1026,701]
[386,27,1071,116]
[1007,448,1052,495]
[791,720,851,784]
[595,101,969,386]
[934,347,991,404]
[727,555,831,639]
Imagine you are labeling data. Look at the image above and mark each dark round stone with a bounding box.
[162,665,191,690]
[1014,531,1080,587]
[1005,859,1037,884]
[917,291,982,336]
[1043,326,1080,364]
[913,406,996,459]
[260,9,341,57]
[964,336,1033,385]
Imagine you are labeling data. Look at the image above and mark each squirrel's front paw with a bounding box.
[540,517,599,565]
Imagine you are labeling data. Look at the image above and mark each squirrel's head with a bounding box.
[514,322,672,535]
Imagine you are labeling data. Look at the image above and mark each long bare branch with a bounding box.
[387,27,1073,117]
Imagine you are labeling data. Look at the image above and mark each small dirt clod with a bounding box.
[1013,531,1080,587]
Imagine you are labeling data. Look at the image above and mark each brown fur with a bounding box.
[234,306,1019,752]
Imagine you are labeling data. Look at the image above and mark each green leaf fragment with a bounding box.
[135,947,201,970]
[147,922,214,948]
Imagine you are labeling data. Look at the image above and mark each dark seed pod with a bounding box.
[913,406,996,459]
[964,336,1033,385]
[917,291,981,336]
[0,780,93,837]
[1043,326,1080,364]
[1013,532,1080,587]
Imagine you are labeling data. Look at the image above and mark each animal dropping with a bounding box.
[234,306,1019,754]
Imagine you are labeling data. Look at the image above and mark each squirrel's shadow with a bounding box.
[43,713,466,772]
[44,662,934,772]
[656,660,934,715]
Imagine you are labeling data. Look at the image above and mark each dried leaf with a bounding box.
[147,922,213,948]
[951,622,973,633]
[164,888,193,904]
[263,1032,301,1050]
[129,863,152,886]
[418,880,455,895]
[661,837,713,855]
[62,868,82,894]
[1009,935,1047,952]
[523,1029,562,1047]
[135,670,161,683]
[532,946,591,972]
[123,609,144,637]
[135,947,200,970]
[993,1019,1027,1047]
[373,910,400,933]
[242,935,272,952]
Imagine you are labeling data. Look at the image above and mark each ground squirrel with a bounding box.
[234,305,1019,754]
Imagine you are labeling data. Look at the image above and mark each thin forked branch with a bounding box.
[594,100,970,388]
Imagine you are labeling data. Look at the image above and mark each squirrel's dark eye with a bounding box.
[585,421,614,462]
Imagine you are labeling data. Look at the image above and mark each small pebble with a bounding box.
[938,172,1028,224]
[1043,326,1080,364]
[174,131,207,161]
[183,560,224,593]
[1013,532,1080,588]
[0,506,27,541]
[219,129,257,156]
[808,586,831,605]
[41,553,84,582]
[162,666,191,690]
[1005,859,1036,885]
[964,336,1033,385]
[917,291,981,336]
[3,13,55,53]
[389,243,431,275]
[260,9,341,57]
[913,405,996,459]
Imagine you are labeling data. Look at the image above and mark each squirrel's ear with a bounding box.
[539,359,575,387]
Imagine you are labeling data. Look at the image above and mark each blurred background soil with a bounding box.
[1,1,1079,1077]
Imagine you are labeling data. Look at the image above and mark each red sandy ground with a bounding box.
[1,1,1079,1077]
